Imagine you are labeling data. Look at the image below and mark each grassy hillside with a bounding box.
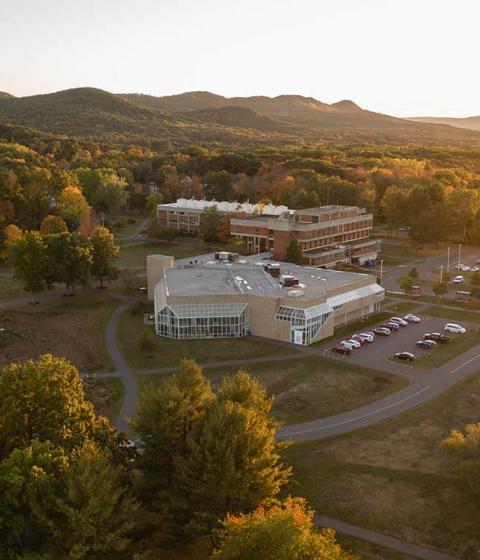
[408,115,480,131]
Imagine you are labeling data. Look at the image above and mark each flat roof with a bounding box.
[163,256,371,300]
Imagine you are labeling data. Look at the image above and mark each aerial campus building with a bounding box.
[147,253,384,346]
[157,199,380,268]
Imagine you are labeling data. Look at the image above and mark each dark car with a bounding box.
[394,352,415,362]
[383,322,400,331]
[416,339,437,349]
[424,332,450,343]
[332,345,351,355]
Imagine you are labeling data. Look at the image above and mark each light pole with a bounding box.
[447,246,450,272]
[440,265,443,284]
[379,259,384,284]
[458,243,462,267]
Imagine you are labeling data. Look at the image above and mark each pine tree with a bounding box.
[132,359,213,485]
[284,239,304,265]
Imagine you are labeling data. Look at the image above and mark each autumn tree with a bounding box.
[57,186,90,230]
[211,497,357,560]
[90,226,119,287]
[200,205,223,242]
[0,354,106,455]
[40,214,68,234]
[442,423,480,499]
[380,186,408,236]
[8,230,48,302]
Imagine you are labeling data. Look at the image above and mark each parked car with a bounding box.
[424,332,450,343]
[404,314,421,323]
[332,345,351,355]
[357,332,374,343]
[363,331,375,339]
[351,334,368,345]
[390,317,408,327]
[455,264,464,270]
[373,327,391,336]
[339,340,356,349]
[346,338,361,349]
[453,275,464,284]
[384,322,400,331]
[416,339,437,349]
[471,266,480,272]
[461,265,471,272]
[445,323,466,334]
[394,352,415,362]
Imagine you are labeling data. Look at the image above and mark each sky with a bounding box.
[1,0,479,117]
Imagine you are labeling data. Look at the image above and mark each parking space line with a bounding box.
[449,353,480,375]
[279,385,432,437]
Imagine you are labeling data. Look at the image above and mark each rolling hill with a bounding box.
[1,87,480,148]
[408,115,480,131]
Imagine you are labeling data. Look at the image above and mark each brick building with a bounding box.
[231,205,380,267]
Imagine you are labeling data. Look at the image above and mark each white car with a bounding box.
[404,314,421,323]
[346,338,361,349]
[444,323,466,334]
[453,275,464,284]
[471,267,480,273]
[339,340,356,349]
[358,332,374,343]
[390,317,408,327]
[454,264,464,271]
[461,265,471,272]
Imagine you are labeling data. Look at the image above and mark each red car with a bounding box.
[331,345,352,355]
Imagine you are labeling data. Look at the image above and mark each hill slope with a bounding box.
[1,87,480,147]
[408,115,480,131]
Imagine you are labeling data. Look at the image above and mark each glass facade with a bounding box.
[156,303,249,339]
[275,303,331,345]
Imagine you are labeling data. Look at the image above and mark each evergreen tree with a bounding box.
[284,239,304,265]
[90,226,119,287]
[132,359,213,485]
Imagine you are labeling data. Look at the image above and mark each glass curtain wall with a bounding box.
[156,303,249,339]
[275,303,331,345]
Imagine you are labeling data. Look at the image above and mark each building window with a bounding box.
[275,304,331,345]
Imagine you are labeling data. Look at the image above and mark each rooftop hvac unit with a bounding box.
[288,289,304,298]
[281,274,299,287]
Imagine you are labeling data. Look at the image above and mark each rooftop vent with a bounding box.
[287,289,304,298]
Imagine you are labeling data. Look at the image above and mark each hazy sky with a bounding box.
[1,0,479,117]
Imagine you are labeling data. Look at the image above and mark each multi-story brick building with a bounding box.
[231,205,380,267]
[157,198,289,234]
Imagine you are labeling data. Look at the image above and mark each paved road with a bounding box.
[315,516,460,560]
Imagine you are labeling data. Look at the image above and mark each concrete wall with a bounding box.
[147,255,175,300]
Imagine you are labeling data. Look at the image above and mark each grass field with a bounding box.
[4,290,118,371]
[285,370,480,559]
[118,305,294,369]
[424,304,480,323]
[137,356,407,425]
[413,329,480,368]
[336,534,418,560]
[382,301,422,315]
[105,377,125,423]
[117,240,224,269]
[0,266,25,303]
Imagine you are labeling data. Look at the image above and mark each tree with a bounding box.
[39,214,68,235]
[285,239,304,265]
[0,354,104,455]
[90,226,119,287]
[380,186,408,236]
[398,275,414,293]
[200,206,223,242]
[408,267,418,279]
[44,231,92,292]
[56,186,90,230]
[217,370,272,418]
[174,395,291,534]
[212,497,357,560]
[204,171,232,201]
[132,359,213,485]
[442,423,480,499]
[0,439,138,559]
[433,283,447,298]
[8,230,48,302]
[146,192,164,218]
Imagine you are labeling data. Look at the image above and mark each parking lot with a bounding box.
[325,315,477,372]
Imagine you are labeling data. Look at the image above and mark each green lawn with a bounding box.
[424,304,480,323]
[284,370,480,559]
[117,240,225,270]
[413,329,480,369]
[336,534,418,560]
[382,301,422,314]
[137,356,407,425]
[118,305,293,370]
[0,273,25,303]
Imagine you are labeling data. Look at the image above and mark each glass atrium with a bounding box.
[275,303,332,345]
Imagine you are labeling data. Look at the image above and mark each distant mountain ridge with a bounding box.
[408,115,480,131]
[0,87,479,147]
